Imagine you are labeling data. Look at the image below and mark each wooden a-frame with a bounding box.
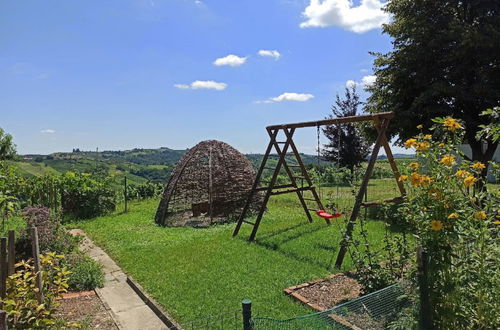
[232,112,406,268]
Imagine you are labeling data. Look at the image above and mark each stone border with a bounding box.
[283,273,361,330]
[57,290,95,300]
[126,277,182,330]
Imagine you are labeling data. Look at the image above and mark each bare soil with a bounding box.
[56,293,118,329]
[295,273,362,310]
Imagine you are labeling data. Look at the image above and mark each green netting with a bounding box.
[253,282,410,329]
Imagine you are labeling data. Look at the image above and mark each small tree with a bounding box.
[0,128,16,160]
[322,86,371,174]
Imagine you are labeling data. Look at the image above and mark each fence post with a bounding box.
[124,177,128,213]
[7,231,15,276]
[0,310,7,330]
[417,246,432,329]
[242,299,252,330]
[0,238,6,301]
[30,227,43,304]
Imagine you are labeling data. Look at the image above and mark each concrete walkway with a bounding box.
[70,229,169,330]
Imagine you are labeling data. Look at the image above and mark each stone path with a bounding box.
[70,229,170,330]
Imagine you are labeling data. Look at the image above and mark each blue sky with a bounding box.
[1,0,406,155]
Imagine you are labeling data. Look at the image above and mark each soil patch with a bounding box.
[55,292,118,329]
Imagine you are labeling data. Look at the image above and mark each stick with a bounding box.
[30,227,44,304]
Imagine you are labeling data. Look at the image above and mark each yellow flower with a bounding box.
[417,124,423,129]
[455,170,470,178]
[471,162,486,170]
[398,175,408,182]
[430,220,443,231]
[416,141,431,151]
[420,175,432,186]
[474,211,487,220]
[443,117,462,131]
[410,172,432,186]
[440,155,456,166]
[463,176,477,187]
[494,221,500,225]
[409,162,419,170]
[447,213,459,219]
[404,138,418,149]
[438,143,446,148]
[423,134,432,140]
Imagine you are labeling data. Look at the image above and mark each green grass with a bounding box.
[75,178,403,326]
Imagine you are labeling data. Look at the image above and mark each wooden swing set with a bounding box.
[232,111,406,268]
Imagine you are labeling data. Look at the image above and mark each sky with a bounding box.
[0,0,407,155]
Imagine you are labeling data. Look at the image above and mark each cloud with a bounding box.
[258,50,281,60]
[41,129,56,134]
[346,75,376,88]
[257,92,314,103]
[174,80,227,90]
[300,0,390,33]
[213,54,247,67]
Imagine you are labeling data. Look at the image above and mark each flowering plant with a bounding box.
[398,117,499,328]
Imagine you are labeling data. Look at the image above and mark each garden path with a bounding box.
[69,229,172,330]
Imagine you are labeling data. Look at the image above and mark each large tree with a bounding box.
[323,86,371,174]
[366,0,500,165]
[0,128,16,160]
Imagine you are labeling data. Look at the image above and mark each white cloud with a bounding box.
[174,80,227,91]
[258,50,281,60]
[345,75,376,88]
[257,92,314,103]
[300,0,390,33]
[41,129,55,134]
[213,54,247,67]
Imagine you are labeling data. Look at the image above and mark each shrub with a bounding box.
[66,254,104,291]
[61,172,116,220]
[21,206,59,249]
[1,253,76,328]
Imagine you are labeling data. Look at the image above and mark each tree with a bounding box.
[0,128,16,160]
[366,0,500,166]
[322,86,371,174]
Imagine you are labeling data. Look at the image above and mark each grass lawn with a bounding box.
[74,178,404,326]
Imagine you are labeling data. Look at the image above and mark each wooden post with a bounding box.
[0,238,6,300]
[242,299,252,330]
[417,246,433,329]
[334,118,390,268]
[7,231,14,276]
[0,310,7,330]
[124,177,128,213]
[30,227,43,304]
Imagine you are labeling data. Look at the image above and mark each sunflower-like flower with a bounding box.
[430,220,443,231]
[404,138,418,148]
[455,170,470,178]
[398,175,408,182]
[474,211,487,220]
[443,117,462,131]
[471,162,486,170]
[447,213,459,219]
[409,162,419,170]
[440,155,456,166]
[423,134,432,140]
[416,141,431,151]
[463,176,477,187]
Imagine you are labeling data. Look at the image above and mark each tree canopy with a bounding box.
[322,86,371,173]
[366,0,500,163]
[0,128,16,160]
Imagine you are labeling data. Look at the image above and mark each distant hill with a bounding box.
[16,147,414,184]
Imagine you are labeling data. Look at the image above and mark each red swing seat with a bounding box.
[315,209,342,219]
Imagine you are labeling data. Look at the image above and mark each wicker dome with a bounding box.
[155,140,260,227]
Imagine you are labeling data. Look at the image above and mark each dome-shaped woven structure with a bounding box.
[155,140,260,227]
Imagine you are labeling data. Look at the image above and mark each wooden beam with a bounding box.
[334,118,390,269]
[266,112,393,130]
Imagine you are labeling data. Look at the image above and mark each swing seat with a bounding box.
[316,209,342,219]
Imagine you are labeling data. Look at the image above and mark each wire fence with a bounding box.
[184,309,242,329]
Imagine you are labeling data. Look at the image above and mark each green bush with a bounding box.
[61,172,116,220]
[66,254,104,291]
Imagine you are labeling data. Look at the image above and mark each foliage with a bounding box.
[398,118,500,328]
[61,172,116,220]
[65,254,104,291]
[0,127,16,160]
[476,106,500,143]
[127,181,163,199]
[322,86,371,173]
[1,253,76,328]
[366,0,500,165]
[21,206,59,249]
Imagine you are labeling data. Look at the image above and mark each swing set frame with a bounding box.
[232,111,406,268]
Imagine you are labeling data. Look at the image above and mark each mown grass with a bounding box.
[75,178,403,325]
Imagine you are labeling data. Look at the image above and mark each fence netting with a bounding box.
[253,282,410,329]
